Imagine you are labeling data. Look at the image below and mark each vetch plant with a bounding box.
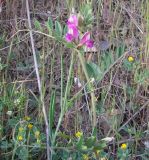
[64,12,96,129]
[65,14,94,48]
[46,7,97,151]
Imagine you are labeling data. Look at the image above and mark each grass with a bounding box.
[0,0,149,160]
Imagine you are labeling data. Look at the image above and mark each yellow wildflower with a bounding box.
[121,143,127,150]
[35,131,40,138]
[28,123,33,130]
[24,116,31,121]
[19,127,24,132]
[75,131,83,138]
[18,135,23,141]
[83,154,89,160]
[128,56,134,62]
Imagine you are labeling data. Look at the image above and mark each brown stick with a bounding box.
[25,0,51,159]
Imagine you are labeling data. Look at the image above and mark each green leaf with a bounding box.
[85,136,96,148]
[16,147,28,160]
[48,17,53,30]
[80,3,94,27]
[100,52,114,71]
[64,42,75,49]
[115,45,125,58]
[122,59,133,71]
[49,90,56,131]
[0,140,12,149]
[86,62,102,81]
[76,136,83,150]
[93,141,107,150]
[63,25,68,36]
[34,19,42,31]
[92,127,97,137]
[8,118,19,128]
[57,132,71,139]
[105,52,112,69]
[46,17,53,34]
[55,21,63,38]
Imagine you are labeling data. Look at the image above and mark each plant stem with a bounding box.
[52,52,74,144]
[76,49,96,128]
[11,143,17,160]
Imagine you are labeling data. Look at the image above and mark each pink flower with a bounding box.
[79,32,94,48]
[65,14,79,42]
[85,40,94,48]
[67,14,78,27]
[65,15,94,47]
[65,24,79,42]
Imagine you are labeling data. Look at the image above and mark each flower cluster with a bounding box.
[65,14,94,48]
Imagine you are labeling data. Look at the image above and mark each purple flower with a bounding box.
[65,24,79,42]
[85,40,94,48]
[65,33,74,42]
[67,14,78,27]
[65,15,94,47]
[79,32,94,48]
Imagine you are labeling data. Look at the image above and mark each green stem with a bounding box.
[11,143,17,160]
[52,52,74,144]
[76,49,96,128]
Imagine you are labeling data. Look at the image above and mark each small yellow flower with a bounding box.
[28,123,33,130]
[35,131,40,138]
[24,116,31,121]
[128,56,134,62]
[121,143,127,150]
[18,135,23,141]
[83,154,89,160]
[19,127,24,132]
[75,131,83,138]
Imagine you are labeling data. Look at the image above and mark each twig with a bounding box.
[121,4,144,34]
[25,0,51,159]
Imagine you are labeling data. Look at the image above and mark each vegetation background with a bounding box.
[0,0,149,159]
